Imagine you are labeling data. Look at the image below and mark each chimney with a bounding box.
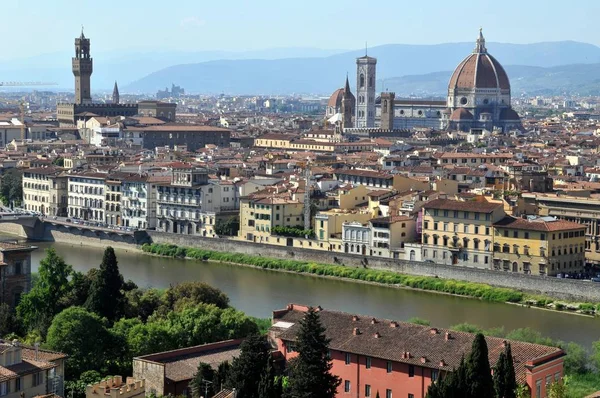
[34,342,39,361]
[371,318,377,324]
[373,332,381,339]
[352,315,359,322]
[390,321,399,328]
[445,332,451,341]
[439,360,446,367]
[430,328,438,335]
[421,356,427,364]
[353,328,361,336]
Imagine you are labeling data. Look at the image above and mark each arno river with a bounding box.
[30,241,600,348]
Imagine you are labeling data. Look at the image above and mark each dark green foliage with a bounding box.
[123,288,163,321]
[163,281,230,311]
[0,303,19,337]
[271,225,315,238]
[213,361,231,393]
[427,357,467,398]
[494,344,517,398]
[17,248,74,334]
[407,317,430,326]
[64,370,103,398]
[0,168,22,207]
[142,243,525,303]
[85,247,125,322]
[46,307,116,378]
[68,270,92,307]
[465,333,494,398]
[228,335,271,398]
[258,356,282,398]
[189,362,215,398]
[52,157,65,167]
[215,217,240,236]
[563,342,589,374]
[284,308,340,398]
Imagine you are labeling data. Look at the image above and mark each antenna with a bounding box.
[365,41,368,56]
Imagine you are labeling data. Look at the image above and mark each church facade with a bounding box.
[327,30,521,133]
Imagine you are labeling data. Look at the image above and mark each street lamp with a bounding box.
[202,379,213,398]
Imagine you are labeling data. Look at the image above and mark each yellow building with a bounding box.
[492,216,586,276]
[238,196,304,243]
[253,133,295,149]
[337,185,369,210]
[421,198,505,268]
[315,209,373,245]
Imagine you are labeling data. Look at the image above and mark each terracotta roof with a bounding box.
[126,124,229,132]
[493,216,586,232]
[423,198,502,213]
[449,108,474,121]
[336,169,393,180]
[273,306,563,383]
[449,52,510,90]
[328,88,345,108]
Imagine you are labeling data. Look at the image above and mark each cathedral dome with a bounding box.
[328,88,345,109]
[448,30,510,91]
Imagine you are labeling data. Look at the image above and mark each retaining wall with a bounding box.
[147,231,600,302]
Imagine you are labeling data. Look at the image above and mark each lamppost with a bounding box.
[202,379,213,398]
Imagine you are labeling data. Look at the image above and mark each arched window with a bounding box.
[368,76,373,87]
[360,74,365,88]
[383,100,388,112]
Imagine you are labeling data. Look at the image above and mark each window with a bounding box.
[474,226,479,234]
[365,385,371,397]
[474,255,478,263]
[409,395,414,398]
[453,211,458,218]
[475,213,480,220]
[513,231,518,238]
[15,378,21,392]
[386,389,393,398]
[536,380,542,398]
[0,382,7,397]
[503,230,509,237]
[14,262,22,275]
[541,233,546,240]
[32,372,44,387]
[408,365,415,377]
[431,370,438,381]
[463,225,469,233]
[443,210,448,217]
[344,380,350,393]
[386,361,392,373]
[366,356,372,369]
[463,211,469,219]
[345,353,351,365]
[524,232,529,239]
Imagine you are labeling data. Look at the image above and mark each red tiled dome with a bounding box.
[448,30,510,91]
[328,88,344,108]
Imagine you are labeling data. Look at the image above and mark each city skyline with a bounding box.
[1,0,600,61]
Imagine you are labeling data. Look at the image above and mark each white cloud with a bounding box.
[180,17,206,28]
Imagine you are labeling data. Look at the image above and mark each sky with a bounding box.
[3,0,600,59]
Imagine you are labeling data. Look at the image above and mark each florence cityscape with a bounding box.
[1,1,600,398]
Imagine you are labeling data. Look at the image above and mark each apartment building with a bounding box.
[0,339,67,398]
[369,215,417,258]
[522,193,600,266]
[155,166,208,234]
[67,172,106,221]
[335,170,429,191]
[121,174,156,229]
[270,304,565,398]
[104,175,122,226]
[493,216,586,276]
[239,195,304,244]
[0,241,36,309]
[435,152,513,166]
[22,167,68,216]
[421,199,504,268]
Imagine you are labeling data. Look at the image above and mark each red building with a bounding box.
[270,304,564,398]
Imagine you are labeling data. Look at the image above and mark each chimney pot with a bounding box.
[353,327,361,336]
[430,328,438,335]
[390,321,398,328]
[352,315,359,321]
[421,356,427,363]
[445,332,451,341]
[374,332,380,338]
[371,318,377,324]
[439,360,446,367]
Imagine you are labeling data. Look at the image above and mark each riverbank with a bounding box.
[141,242,600,317]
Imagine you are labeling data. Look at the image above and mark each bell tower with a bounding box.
[380,92,395,130]
[355,54,377,128]
[72,28,93,104]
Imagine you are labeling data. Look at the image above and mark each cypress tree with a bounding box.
[504,344,517,398]
[85,247,125,321]
[284,307,340,398]
[258,356,281,398]
[494,350,508,398]
[228,335,270,398]
[189,362,215,398]
[465,333,494,398]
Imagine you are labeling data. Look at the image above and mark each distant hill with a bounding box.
[384,64,600,96]
[124,41,600,95]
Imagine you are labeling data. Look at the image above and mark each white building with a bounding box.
[67,172,106,221]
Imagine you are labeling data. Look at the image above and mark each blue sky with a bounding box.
[4,0,600,59]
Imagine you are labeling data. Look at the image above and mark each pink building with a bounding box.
[270,304,564,398]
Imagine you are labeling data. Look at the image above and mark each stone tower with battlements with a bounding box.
[355,55,377,128]
[73,29,93,104]
[380,92,395,130]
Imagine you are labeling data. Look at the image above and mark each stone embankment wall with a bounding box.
[147,231,600,302]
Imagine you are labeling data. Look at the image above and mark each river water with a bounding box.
[29,241,600,348]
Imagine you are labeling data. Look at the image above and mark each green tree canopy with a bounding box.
[17,248,74,334]
[0,303,19,338]
[465,333,494,398]
[85,247,125,322]
[284,307,340,398]
[162,281,230,311]
[0,168,22,207]
[46,307,115,378]
[190,362,215,398]
[494,344,517,398]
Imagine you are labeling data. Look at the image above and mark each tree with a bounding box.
[563,342,588,374]
[46,307,114,378]
[213,361,231,393]
[162,281,230,312]
[124,288,163,321]
[284,307,340,398]
[547,379,568,398]
[0,303,19,337]
[65,370,103,398]
[52,157,65,167]
[592,339,600,370]
[85,247,125,322]
[494,344,516,398]
[228,335,270,398]
[515,384,530,398]
[189,362,215,398]
[258,356,282,398]
[17,248,73,334]
[464,333,494,398]
[0,168,22,207]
